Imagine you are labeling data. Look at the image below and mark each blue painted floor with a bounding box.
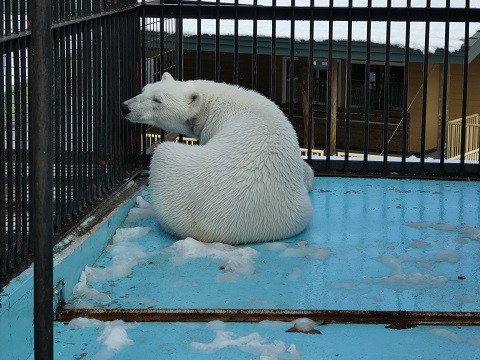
[56,177,480,359]
[67,177,480,312]
[52,320,480,360]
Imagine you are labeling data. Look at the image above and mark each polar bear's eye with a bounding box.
[153,98,162,104]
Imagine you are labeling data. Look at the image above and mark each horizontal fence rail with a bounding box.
[143,0,480,179]
[1,0,146,287]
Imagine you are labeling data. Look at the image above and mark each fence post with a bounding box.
[30,0,54,358]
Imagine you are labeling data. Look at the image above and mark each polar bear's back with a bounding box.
[149,127,311,244]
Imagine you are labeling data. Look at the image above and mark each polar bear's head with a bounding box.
[121,72,201,137]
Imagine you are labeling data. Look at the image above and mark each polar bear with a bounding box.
[121,72,314,245]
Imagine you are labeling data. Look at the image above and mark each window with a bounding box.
[283,58,328,105]
[351,63,404,110]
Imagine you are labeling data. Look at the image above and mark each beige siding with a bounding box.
[447,55,480,122]
[407,63,441,153]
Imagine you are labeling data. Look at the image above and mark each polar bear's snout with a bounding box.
[120,102,131,115]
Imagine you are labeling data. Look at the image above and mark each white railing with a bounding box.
[447,114,480,160]
[300,148,324,157]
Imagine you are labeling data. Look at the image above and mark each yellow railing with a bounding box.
[447,113,480,160]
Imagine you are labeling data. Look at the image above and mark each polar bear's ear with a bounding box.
[189,91,201,106]
[161,72,174,82]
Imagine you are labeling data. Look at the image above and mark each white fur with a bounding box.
[123,72,313,245]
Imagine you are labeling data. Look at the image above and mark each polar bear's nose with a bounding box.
[120,103,131,115]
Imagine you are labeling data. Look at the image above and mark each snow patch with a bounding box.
[69,319,136,359]
[287,267,302,280]
[280,241,331,259]
[207,320,226,330]
[364,272,449,288]
[69,317,103,330]
[85,227,151,283]
[405,222,480,242]
[95,321,136,360]
[430,328,463,343]
[73,271,111,303]
[434,250,460,263]
[166,237,258,281]
[190,330,299,359]
[409,239,431,248]
[182,0,480,54]
[125,197,156,222]
[261,242,291,251]
[364,254,450,288]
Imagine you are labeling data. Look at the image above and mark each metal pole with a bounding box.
[30,0,54,358]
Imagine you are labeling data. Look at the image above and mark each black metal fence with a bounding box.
[1,0,145,286]
[2,1,480,358]
[145,0,480,178]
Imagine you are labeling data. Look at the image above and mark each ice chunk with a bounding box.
[125,207,156,223]
[94,321,135,360]
[190,330,299,359]
[280,242,331,259]
[136,196,152,209]
[73,271,111,303]
[112,227,151,243]
[286,318,320,334]
[166,237,258,281]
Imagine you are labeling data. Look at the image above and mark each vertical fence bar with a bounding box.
[53,28,61,229]
[363,0,371,171]
[20,29,28,257]
[14,37,22,263]
[66,26,73,220]
[307,0,314,162]
[345,0,352,170]
[86,19,94,202]
[141,1,147,156]
[177,0,183,80]
[94,18,101,199]
[252,0,258,90]
[420,0,430,173]
[30,0,54,357]
[80,20,87,207]
[460,0,469,173]
[288,0,295,123]
[233,0,239,84]
[215,0,220,82]
[0,39,5,276]
[326,0,333,168]
[271,0,276,101]
[60,24,67,226]
[72,22,80,215]
[383,0,391,173]
[402,0,411,174]
[197,0,202,79]
[6,37,14,269]
[439,0,450,174]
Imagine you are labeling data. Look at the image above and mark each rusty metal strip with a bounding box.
[56,308,480,326]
